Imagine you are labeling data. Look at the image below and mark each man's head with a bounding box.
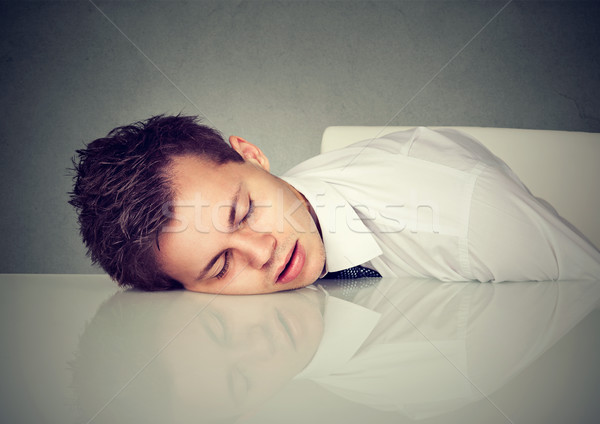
[70,115,326,293]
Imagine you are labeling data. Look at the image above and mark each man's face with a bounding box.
[156,138,326,294]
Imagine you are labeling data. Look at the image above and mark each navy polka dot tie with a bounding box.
[324,265,382,279]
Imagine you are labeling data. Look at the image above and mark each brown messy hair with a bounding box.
[69,115,243,291]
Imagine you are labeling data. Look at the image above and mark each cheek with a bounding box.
[273,192,313,235]
[289,210,319,241]
[216,267,272,295]
[246,203,277,234]
[246,188,288,234]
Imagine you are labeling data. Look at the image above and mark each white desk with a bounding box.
[1,274,598,424]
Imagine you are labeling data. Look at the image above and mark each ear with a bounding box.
[228,136,270,172]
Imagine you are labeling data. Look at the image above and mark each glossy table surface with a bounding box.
[1,274,599,424]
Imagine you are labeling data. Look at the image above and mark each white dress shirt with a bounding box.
[282,127,600,281]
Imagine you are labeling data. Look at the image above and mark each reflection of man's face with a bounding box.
[157,143,326,294]
[162,289,325,417]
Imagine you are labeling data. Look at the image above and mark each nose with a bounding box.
[232,228,276,269]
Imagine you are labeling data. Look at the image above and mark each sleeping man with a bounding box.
[70,115,600,294]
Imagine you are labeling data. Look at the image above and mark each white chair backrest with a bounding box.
[322,126,600,249]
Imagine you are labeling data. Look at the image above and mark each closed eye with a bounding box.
[215,250,231,280]
[240,198,254,225]
[215,198,254,280]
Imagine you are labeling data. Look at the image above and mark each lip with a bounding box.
[276,241,305,285]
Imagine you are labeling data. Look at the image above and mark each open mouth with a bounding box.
[276,241,305,285]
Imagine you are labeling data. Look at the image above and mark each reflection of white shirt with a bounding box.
[296,278,600,419]
[294,294,381,380]
[282,127,600,281]
[297,283,475,419]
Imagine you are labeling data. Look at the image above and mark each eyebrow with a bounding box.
[227,183,242,232]
[195,183,242,282]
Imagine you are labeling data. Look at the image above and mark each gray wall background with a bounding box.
[1,0,599,274]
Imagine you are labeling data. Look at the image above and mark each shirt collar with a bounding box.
[281,176,383,273]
